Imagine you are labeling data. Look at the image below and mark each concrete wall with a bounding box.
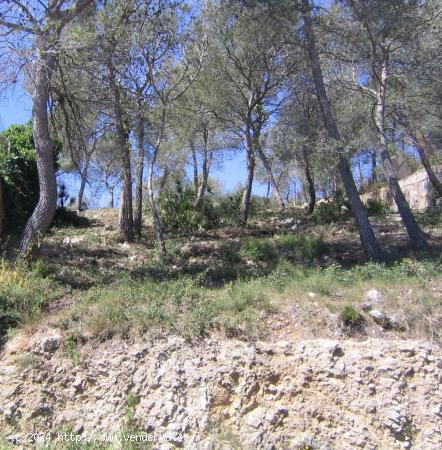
[360,166,442,212]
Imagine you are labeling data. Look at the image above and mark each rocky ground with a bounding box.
[1,332,441,449]
[1,209,441,449]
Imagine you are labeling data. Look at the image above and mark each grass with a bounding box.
[57,274,273,343]
[52,253,442,351]
[341,305,364,328]
[418,206,442,230]
[2,208,442,352]
[0,259,62,345]
[269,257,442,339]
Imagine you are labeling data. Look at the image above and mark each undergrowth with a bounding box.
[56,255,441,346]
[0,259,61,345]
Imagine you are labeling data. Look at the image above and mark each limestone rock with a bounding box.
[41,335,61,353]
[369,309,387,325]
[0,337,441,449]
[362,289,384,311]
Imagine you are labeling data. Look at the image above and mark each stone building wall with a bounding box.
[360,166,442,211]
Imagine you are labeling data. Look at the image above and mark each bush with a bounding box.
[419,206,442,229]
[249,195,272,217]
[0,260,60,345]
[311,191,350,224]
[51,207,90,228]
[158,181,219,233]
[366,198,387,216]
[0,124,39,232]
[239,237,277,262]
[275,234,328,260]
[215,191,243,226]
[340,305,363,328]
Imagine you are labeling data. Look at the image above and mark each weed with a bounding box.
[418,206,442,229]
[13,353,40,369]
[239,237,277,262]
[61,330,85,361]
[207,421,242,450]
[51,207,90,229]
[0,259,61,345]
[365,198,388,216]
[340,306,363,328]
[275,234,328,260]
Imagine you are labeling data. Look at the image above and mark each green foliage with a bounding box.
[215,191,243,226]
[365,198,387,216]
[215,193,269,225]
[275,234,328,260]
[311,192,350,224]
[249,195,272,217]
[158,181,219,233]
[239,237,277,262]
[419,206,442,229]
[0,124,39,231]
[61,271,274,341]
[340,306,363,328]
[237,234,327,265]
[51,207,90,229]
[0,259,61,345]
[52,243,442,345]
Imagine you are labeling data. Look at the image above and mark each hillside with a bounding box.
[1,208,442,449]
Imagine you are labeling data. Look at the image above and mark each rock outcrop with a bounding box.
[1,335,441,449]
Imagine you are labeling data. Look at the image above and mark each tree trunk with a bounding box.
[303,147,316,214]
[358,158,364,190]
[191,142,199,191]
[19,52,57,256]
[108,58,134,242]
[255,141,285,209]
[134,116,145,237]
[240,126,255,226]
[0,177,5,238]
[301,0,383,262]
[117,133,133,242]
[371,150,377,183]
[158,166,170,194]
[266,179,271,198]
[147,109,167,257]
[195,152,212,207]
[109,186,114,208]
[77,159,89,212]
[195,129,212,207]
[412,130,442,197]
[374,55,427,250]
[147,155,166,256]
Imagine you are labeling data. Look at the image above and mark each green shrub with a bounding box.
[51,207,90,228]
[311,190,350,224]
[419,206,442,229]
[239,237,277,262]
[0,124,39,232]
[365,198,387,216]
[249,195,272,217]
[311,202,342,224]
[340,305,363,327]
[215,191,243,225]
[0,260,60,345]
[158,181,219,233]
[275,234,328,260]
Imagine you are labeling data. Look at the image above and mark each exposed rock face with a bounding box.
[40,335,61,353]
[1,336,441,449]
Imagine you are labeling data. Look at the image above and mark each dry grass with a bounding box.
[2,207,441,354]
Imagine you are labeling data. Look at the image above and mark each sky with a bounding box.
[0,86,33,130]
[0,86,269,208]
